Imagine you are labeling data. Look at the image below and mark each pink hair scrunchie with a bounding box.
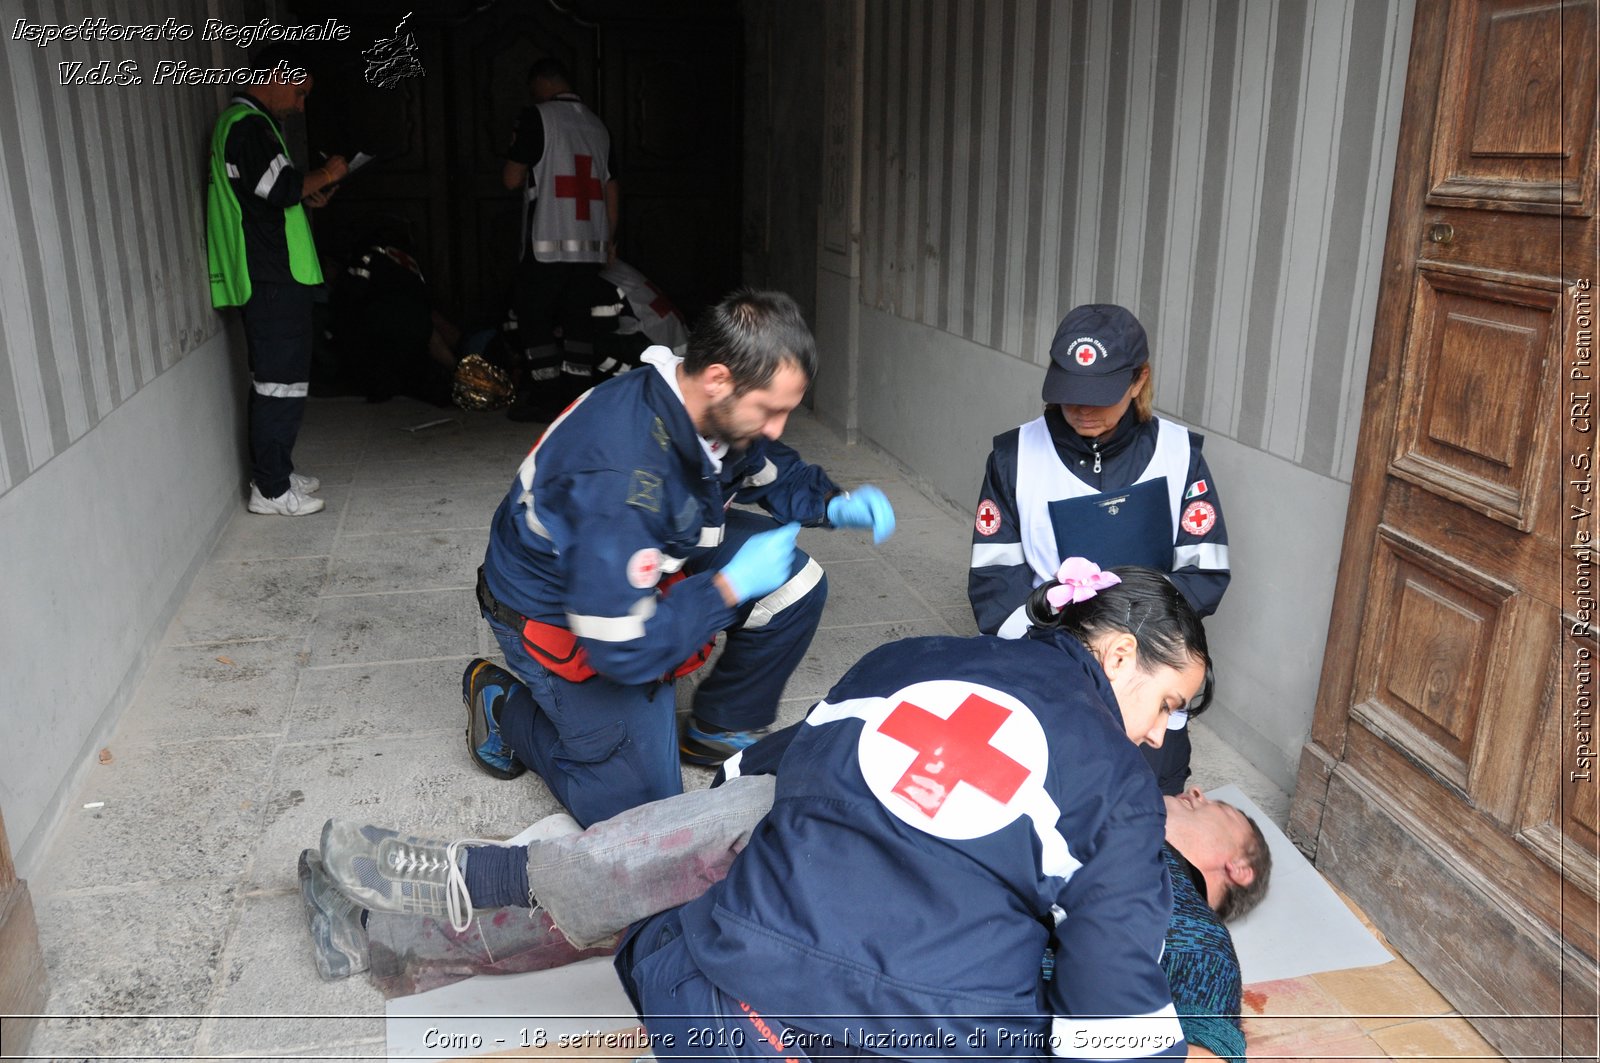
[1045,557,1121,611]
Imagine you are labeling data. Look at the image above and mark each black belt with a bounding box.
[476,567,525,630]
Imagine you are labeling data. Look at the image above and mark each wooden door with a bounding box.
[443,1,602,325]
[596,14,744,322]
[0,807,47,1054]
[1289,1,1598,1058]
[301,0,741,328]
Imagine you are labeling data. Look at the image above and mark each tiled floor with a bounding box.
[21,396,1497,1060]
[1240,885,1505,1061]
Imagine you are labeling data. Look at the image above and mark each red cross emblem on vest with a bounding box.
[554,154,604,221]
[877,693,1030,816]
[643,281,680,322]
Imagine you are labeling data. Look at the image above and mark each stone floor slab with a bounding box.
[115,639,304,749]
[170,556,329,646]
[341,481,507,536]
[30,738,273,894]
[197,890,385,1057]
[305,590,481,667]
[29,883,234,1059]
[291,657,474,744]
[326,528,483,595]
[811,557,937,627]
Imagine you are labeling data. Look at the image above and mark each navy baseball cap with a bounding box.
[1042,304,1150,406]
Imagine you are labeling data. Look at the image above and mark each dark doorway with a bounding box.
[289,0,742,332]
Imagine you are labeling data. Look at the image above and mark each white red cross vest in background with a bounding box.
[525,97,612,264]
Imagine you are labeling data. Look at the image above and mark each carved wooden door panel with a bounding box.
[1289,1,1597,1057]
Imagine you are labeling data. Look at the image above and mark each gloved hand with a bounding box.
[719,522,801,604]
[826,485,897,543]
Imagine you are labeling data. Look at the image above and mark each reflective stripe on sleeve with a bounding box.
[514,393,593,542]
[996,604,1030,640]
[971,541,1026,568]
[741,459,778,488]
[698,526,724,548]
[742,558,823,629]
[1050,1007,1184,1061]
[519,489,552,540]
[1172,543,1230,571]
[254,153,288,199]
[566,596,657,642]
[250,376,309,398]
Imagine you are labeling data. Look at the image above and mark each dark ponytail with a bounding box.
[1027,565,1214,716]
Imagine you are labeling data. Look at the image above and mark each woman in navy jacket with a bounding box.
[620,562,1213,1063]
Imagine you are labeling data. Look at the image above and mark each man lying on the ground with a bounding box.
[305,742,1267,1056]
[303,777,1267,1059]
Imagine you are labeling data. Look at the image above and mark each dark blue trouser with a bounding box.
[510,258,606,401]
[239,282,314,498]
[616,907,823,1063]
[486,510,827,827]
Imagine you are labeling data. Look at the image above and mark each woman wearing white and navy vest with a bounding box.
[968,304,1230,794]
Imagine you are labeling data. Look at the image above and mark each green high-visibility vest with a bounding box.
[206,101,323,307]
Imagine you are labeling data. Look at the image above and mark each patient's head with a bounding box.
[1164,787,1272,921]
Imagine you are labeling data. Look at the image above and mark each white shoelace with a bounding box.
[444,837,513,934]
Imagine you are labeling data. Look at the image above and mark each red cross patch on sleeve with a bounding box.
[975,499,1002,537]
[627,548,664,589]
[1180,500,1217,536]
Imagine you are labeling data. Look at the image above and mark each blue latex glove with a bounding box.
[719,522,801,604]
[826,485,897,543]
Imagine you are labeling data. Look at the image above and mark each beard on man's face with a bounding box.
[702,394,756,452]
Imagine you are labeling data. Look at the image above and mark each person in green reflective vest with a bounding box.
[207,44,347,517]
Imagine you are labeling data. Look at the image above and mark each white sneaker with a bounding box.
[249,483,325,516]
[289,471,321,495]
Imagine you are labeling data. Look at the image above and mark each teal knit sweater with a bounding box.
[1161,844,1247,1059]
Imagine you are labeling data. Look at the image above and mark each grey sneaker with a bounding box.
[319,818,477,932]
[297,848,369,981]
[248,482,325,516]
[289,471,321,495]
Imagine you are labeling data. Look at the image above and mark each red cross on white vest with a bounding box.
[554,154,604,221]
[645,281,679,322]
[877,693,1030,816]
